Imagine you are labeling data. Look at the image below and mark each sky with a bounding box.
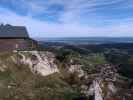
[0,0,133,37]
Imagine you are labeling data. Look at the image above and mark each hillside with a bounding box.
[0,42,133,100]
[0,51,83,100]
[39,42,133,100]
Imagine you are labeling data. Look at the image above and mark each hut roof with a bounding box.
[0,24,29,38]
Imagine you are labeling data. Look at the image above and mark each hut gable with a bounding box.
[0,24,37,51]
[0,24,29,38]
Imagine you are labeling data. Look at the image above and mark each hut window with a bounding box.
[15,44,19,49]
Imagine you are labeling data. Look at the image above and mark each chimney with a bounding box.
[0,23,4,27]
[5,24,12,27]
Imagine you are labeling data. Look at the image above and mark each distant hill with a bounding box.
[36,37,133,45]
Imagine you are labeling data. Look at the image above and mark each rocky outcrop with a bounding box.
[69,64,84,77]
[94,80,103,100]
[13,51,59,76]
[67,63,133,100]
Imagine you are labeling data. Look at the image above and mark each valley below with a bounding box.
[0,40,133,100]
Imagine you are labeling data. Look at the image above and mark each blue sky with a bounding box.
[0,0,133,37]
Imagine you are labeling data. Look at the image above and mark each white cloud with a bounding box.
[10,0,125,21]
[0,0,133,37]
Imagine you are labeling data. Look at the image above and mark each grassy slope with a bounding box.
[0,52,80,100]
